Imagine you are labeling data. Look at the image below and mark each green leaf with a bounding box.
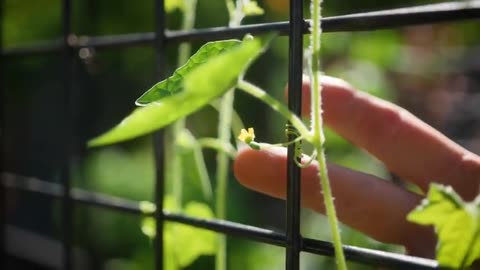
[182,34,267,97]
[141,217,156,239]
[176,129,212,200]
[165,0,184,13]
[141,196,176,240]
[140,197,217,269]
[164,232,177,270]
[139,201,156,214]
[136,40,241,105]
[407,184,480,268]
[88,36,267,147]
[173,202,217,267]
[243,1,264,16]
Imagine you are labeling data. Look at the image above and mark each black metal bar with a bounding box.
[286,0,303,269]
[323,0,480,32]
[61,0,73,269]
[2,0,480,269]
[166,21,301,43]
[0,174,441,269]
[154,1,166,270]
[0,0,6,267]
[1,174,144,215]
[2,0,480,57]
[302,239,441,270]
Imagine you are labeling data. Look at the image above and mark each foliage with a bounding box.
[165,0,185,12]
[6,0,480,269]
[141,196,217,270]
[242,1,265,16]
[136,40,240,105]
[88,37,267,147]
[408,184,480,269]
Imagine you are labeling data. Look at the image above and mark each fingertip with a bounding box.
[284,75,356,117]
[321,75,354,90]
[233,146,322,211]
[233,147,288,198]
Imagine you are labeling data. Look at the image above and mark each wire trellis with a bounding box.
[2,0,480,270]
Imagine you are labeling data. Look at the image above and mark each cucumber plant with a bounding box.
[87,0,360,269]
[90,1,272,270]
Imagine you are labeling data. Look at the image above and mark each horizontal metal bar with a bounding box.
[302,238,441,270]
[324,0,480,32]
[5,225,91,269]
[1,172,440,269]
[2,172,143,215]
[2,0,479,57]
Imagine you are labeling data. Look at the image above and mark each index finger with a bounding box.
[298,76,480,200]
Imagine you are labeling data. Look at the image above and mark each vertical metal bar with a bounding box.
[61,0,73,269]
[0,0,6,268]
[153,1,166,270]
[286,0,304,270]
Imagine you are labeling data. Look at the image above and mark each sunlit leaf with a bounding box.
[243,1,264,16]
[88,36,266,147]
[140,196,216,269]
[164,233,177,270]
[407,184,480,269]
[174,202,217,267]
[139,201,157,214]
[165,0,184,12]
[176,129,212,200]
[182,34,266,97]
[140,196,176,240]
[136,40,241,105]
[141,217,156,239]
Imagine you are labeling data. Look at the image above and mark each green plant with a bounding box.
[90,1,268,269]
[88,0,350,269]
[408,184,480,269]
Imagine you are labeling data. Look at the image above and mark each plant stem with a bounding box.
[225,0,235,22]
[178,0,197,66]
[215,89,234,270]
[214,2,246,269]
[197,138,237,158]
[167,122,183,209]
[237,80,311,140]
[309,0,347,269]
[315,147,347,269]
[168,0,198,210]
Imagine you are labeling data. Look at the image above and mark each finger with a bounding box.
[233,147,436,257]
[296,76,480,200]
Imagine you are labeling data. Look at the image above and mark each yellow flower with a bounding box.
[238,128,255,144]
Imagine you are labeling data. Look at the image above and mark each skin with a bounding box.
[233,76,480,258]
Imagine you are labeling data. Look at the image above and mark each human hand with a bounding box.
[233,76,480,258]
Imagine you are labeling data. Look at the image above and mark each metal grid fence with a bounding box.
[2,0,480,269]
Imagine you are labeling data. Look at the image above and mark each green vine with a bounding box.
[216,2,245,270]
[88,0,349,268]
[168,0,197,212]
[309,0,347,268]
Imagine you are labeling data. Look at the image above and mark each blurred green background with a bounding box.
[3,0,480,269]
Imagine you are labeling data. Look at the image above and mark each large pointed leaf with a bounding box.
[136,40,241,105]
[408,184,480,269]
[88,37,266,147]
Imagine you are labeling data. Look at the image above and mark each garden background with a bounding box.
[3,0,480,269]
